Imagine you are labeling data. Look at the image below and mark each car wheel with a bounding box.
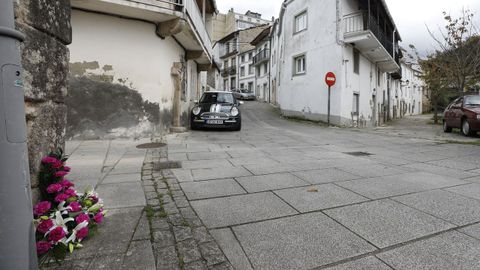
[443,121,452,133]
[461,119,474,136]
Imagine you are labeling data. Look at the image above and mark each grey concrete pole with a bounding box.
[0,1,38,269]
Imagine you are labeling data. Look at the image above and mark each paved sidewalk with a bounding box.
[43,139,231,270]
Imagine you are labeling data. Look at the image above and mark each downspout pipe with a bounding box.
[0,1,38,269]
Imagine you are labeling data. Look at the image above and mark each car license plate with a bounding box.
[206,120,223,125]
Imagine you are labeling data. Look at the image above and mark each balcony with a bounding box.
[221,66,237,77]
[343,11,400,73]
[71,0,214,64]
[253,49,270,66]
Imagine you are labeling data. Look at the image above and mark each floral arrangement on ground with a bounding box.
[33,150,106,265]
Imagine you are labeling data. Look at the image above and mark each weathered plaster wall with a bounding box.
[14,0,72,203]
[69,10,192,133]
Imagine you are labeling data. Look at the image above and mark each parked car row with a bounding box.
[443,95,480,136]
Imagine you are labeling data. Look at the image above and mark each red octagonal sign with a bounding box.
[325,72,336,87]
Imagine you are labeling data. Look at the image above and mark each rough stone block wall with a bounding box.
[14,0,72,203]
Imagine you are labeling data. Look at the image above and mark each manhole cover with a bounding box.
[136,142,166,149]
[154,161,182,170]
[344,151,373,157]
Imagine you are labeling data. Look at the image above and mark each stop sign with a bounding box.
[325,72,336,87]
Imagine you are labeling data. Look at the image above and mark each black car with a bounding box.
[190,91,243,131]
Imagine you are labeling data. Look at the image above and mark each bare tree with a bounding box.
[427,9,480,93]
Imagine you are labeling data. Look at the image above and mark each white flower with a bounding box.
[65,221,89,244]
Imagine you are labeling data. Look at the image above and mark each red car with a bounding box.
[443,95,480,136]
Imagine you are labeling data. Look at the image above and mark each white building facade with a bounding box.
[251,27,273,102]
[69,0,217,133]
[274,0,404,127]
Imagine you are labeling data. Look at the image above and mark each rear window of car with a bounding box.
[465,96,480,106]
[201,93,234,104]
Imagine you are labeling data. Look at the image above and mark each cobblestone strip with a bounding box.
[142,148,233,270]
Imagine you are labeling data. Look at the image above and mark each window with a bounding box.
[248,64,254,75]
[240,83,245,89]
[294,11,307,33]
[231,57,236,66]
[240,66,245,77]
[249,52,253,60]
[264,63,268,75]
[353,93,360,115]
[377,69,381,86]
[224,61,228,68]
[293,54,306,75]
[353,49,360,74]
[248,82,253,91]
[241,55,245,63]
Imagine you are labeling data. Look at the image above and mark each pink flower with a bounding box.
[54,193,70,203]
[41,156,58,164]
[69,201,82,212]
[36,241,52,255]
[90,196,99,204]
[75,213,90,224]
[37,219,54,234]
[63,166,71,172]
[54,171,69,178]
[52,160,64,169]
[76,227,89,240]
[59,179,74,188]
[46,183,63,194]
[64,188,77,197]
[33,201,51,216]
[48,227,66,243]
[93,212,104,224]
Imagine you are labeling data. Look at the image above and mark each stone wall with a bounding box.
[14,0,72,203]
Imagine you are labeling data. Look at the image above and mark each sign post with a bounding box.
[325,72,336,125]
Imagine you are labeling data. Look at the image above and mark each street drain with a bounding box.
[136,142,167,149]
[344,151,373,157]
[154,161,182,170]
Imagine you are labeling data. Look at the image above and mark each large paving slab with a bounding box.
[190,192,297,228]
[445,183,480,200]
[242,163,298,175]
[325,199,454,248]
[392,190,480,226]
[292,168,360,184]
[458,223,480,240]
[187,151,230,161]
[337,172,467,199]
[324,256,392,270]
[70,208,143,259]
[233,212,377,270]
[101,173,141,184]
[378,231,480,270]
[171,168,194,182]
[403,162,477,179]
[274,184,369,213]
[180,179,246,200]
[180,159,233,169]
[192,167,252,181]
[235,173,308,193]
[97,182,146,209]
[335,164,408,178]
[210,228,253,270]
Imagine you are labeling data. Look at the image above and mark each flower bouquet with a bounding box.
[33,150,106,265]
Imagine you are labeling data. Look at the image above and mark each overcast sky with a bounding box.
[216,0,480,55]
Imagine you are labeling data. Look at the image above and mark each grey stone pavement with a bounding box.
[54,101,480,270]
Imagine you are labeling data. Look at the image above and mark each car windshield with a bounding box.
[200,93,234,104]
[465,96,480,106]
[241,90,252,93]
